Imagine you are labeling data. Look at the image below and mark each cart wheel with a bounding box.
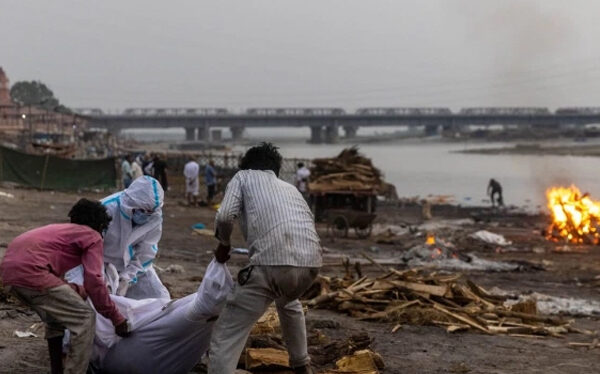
[328,215,349,238]
[355,224,373,239]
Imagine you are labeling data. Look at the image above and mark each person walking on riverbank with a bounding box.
[208,143,322,374]
[488,178,504,207]
[205,159,217,204]
[184,157,200,206]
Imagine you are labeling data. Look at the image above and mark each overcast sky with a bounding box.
[2,0,600,110]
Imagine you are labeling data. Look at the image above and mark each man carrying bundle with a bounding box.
[208,142,322,374]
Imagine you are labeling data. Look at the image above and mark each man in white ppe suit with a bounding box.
[101,176,170,299]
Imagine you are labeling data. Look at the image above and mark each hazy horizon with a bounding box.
[2,1,600,110]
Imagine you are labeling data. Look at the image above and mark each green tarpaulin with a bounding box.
[0,145,116,190]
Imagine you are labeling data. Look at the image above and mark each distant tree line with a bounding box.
[10,80,71,113]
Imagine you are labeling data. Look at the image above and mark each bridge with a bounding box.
[75,107,600,143]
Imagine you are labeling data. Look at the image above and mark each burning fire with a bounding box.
[546,185,600,244]
[425,234,436,245]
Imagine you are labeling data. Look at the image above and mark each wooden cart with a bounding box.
[310,190,377,239]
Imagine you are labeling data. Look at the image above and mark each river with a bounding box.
[124,128,600,209]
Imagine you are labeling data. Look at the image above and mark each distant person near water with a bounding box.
[487,178,504,207]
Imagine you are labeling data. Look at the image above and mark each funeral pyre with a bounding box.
[546,185,600,245]
[304,267,587,338]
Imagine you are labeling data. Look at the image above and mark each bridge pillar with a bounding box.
[230,126,245,141]
[324,123,339,144]
[309,126,324,144]
[185,127,195,141]
[424,124,440,136]
[343,125,358,138]
[197,125,209,141]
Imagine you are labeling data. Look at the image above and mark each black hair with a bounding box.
[297,162,304,168]
[239,142,283,176]
[68,198,112,235]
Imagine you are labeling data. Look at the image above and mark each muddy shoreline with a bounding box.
[456,143,600,157]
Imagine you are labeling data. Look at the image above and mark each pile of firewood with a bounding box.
[305,267,586,338]
[309,147,384,193]
[241,307,385,373]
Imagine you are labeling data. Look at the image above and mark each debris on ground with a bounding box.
[13,330,37,338]
[0,191,14,199]
[193,228,215,237]
[401,236,541,272]
[156,264,186,274]
[321,349,384,373]
[245,348,290,371]
[244,307,382,373]
[505,292,600,316]
[470,230,512,246]
[305,267,587,338]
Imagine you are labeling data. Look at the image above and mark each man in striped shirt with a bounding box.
[209,143,322,374]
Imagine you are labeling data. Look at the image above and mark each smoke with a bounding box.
[443,0,578,106]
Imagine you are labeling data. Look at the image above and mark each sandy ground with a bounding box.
[0,187,599,373]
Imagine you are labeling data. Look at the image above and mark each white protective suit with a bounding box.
[66,260,234,374]
[102,176,170,299]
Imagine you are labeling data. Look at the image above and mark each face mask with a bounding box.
[132,210,152,225]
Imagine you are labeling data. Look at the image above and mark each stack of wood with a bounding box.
[309,147,384,193]
[306,267,583,338]
[244,308,385,373]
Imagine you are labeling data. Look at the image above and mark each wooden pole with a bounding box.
[40,153,50,190]
[0,146,3,181]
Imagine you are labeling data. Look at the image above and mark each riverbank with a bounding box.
[0,187,599,373]
[457,142,600,157]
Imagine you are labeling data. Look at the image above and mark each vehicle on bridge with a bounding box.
[459,107,551,115]
[555,107,600,115]
[355,107,452,115]
[121,108,229,116]
[74,108,104,115]
[245,107,345,116]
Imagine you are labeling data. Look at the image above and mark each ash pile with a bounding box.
[400,234,542,272]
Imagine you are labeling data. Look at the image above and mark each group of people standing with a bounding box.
[121,153,168,191]
[0,142,322,374]
[183,157,217,206]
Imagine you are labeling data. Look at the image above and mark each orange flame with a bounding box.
[546,185,600,244]
[431,248,443,259]
[425,234,436,245]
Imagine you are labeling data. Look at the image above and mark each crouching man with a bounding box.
[208,143,323,374]
[0,199,130,374]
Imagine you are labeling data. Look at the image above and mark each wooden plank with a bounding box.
[432,303,490,334]
[360,252,388,273]
[388,280,450,297]
[245,348,290,370]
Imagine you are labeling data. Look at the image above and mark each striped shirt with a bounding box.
[215,170,322,267]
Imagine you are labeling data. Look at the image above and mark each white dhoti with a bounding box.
[185,177,199,196]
